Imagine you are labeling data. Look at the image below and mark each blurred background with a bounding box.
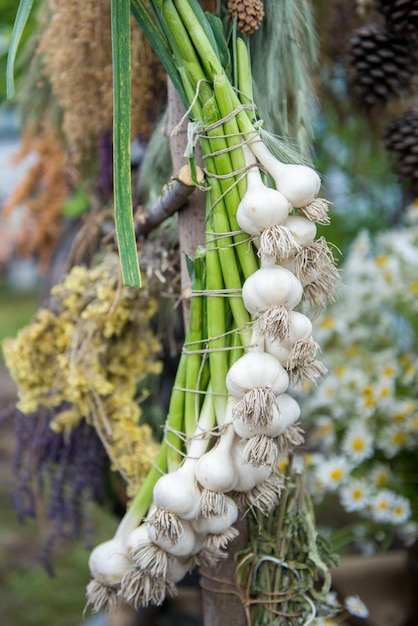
[1,0,417,625]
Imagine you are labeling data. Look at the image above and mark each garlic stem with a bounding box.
[236,36,257,123]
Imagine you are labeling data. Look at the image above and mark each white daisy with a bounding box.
[341,422,373,464]
[339,478,370,513]
[356,383,378,417]
[389,494,411,525]
[377,424,408,458]
[369,463,391,488]
[370,489,396,523]
[324,590,340,609]
[310,416,336,450]
[344,595,369,618]
[315,456,350,492]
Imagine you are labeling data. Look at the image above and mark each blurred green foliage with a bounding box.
[0,504,117,626]
[0,286,38,358]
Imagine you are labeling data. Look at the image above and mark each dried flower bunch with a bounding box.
[38,0,166,163]
[3,254,163,497]
[3,126,69,269]
[11,408,110,573]
[235,463,340,625]
[301,201,418,549]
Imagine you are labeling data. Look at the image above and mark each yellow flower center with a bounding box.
[375,255,388,267]
[335,365,347,377]
[352,438,366,451]
[330,468,344,481]
[392,431,406,446]
[382,365,395,377]
[363,396,376,408]
[411,281,418,294]
[375,472,389,487]
[321,316,336,330]
[379,385,391,398]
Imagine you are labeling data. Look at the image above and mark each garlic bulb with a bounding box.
[195,424,238,494]
[280,254,313,286]
[127,524,169,578]
[242,266,303,341]
[88,538,131,587]
[236,170,291,236]
[242,266,303,314]
[249,139,321,208]
[284,215,317,247]
[153,460,201,521]
[191,496,238,535]
[230,438,271,491]
[274,393,301,434]
[264,338,291,366]
[126,524,151,556]
[226,351,289,398]
[234,392,300,439]
[284,310,313,345]
[147,520,196,558]
[281,236,339,308]
[236,141,291,236]
[166,556,192,583]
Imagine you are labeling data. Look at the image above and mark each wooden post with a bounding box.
[166,79,206,330]
[199,517,249,626]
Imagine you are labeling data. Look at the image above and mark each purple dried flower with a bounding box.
[10,405,109,574]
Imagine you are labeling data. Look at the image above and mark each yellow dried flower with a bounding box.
[3,253,163,493]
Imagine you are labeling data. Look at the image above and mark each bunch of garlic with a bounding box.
[86,141,337,613]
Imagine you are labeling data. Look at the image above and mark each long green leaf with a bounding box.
[111,0,141,287]
[6,0,34,100]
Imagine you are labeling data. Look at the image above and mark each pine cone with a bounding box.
[348,23,417,109]
[383,109,418,194]
[378,0,418,38]
[227,0,265,35]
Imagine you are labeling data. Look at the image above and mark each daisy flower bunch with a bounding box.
[298,200,418,550]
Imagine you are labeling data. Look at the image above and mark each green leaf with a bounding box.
[111,0,141,287]
[6,0,34,100]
